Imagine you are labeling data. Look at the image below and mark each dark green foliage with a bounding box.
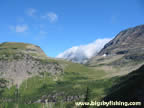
[0,78,8,97]
[82,87,90,108]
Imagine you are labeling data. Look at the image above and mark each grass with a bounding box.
[35,58,59,64]
[63,61,106,80]
[103,65,144,100]
[0,42,31,49]
[0,42,46,60]
[97,65,144,108]
[0,42,29,60]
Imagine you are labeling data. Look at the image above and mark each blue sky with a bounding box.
[0,0,144,57]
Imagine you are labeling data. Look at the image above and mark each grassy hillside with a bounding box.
[0,55,121,108]
[0,42,47,59]
[0,42,30,49]
[100,65,144,108]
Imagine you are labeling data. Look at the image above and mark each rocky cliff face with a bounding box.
[98,24,144,56]
[0,42,63,86]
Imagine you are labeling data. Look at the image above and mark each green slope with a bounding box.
[100,65,144,108]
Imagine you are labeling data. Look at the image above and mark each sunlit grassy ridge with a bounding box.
[0,42,32,49]
[0,42,47,59]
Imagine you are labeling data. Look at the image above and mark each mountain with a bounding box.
[99,24,144,56]
[87,25,144,76]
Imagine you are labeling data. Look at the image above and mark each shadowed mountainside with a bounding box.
[100,65,144,108]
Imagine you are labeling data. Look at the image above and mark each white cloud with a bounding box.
[9,25,28,33]
[57,38,112,63]
[26,8,37,16]
[16,25,28,32]
[41,12,58,23]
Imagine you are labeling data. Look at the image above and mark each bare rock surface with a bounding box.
[0,42,63,86]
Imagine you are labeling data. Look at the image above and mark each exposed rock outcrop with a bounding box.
[0,42,63,86]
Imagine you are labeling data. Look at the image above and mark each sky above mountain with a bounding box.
[0,0,144,57]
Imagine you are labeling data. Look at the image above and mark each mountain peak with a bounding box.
[98,24,144,56]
